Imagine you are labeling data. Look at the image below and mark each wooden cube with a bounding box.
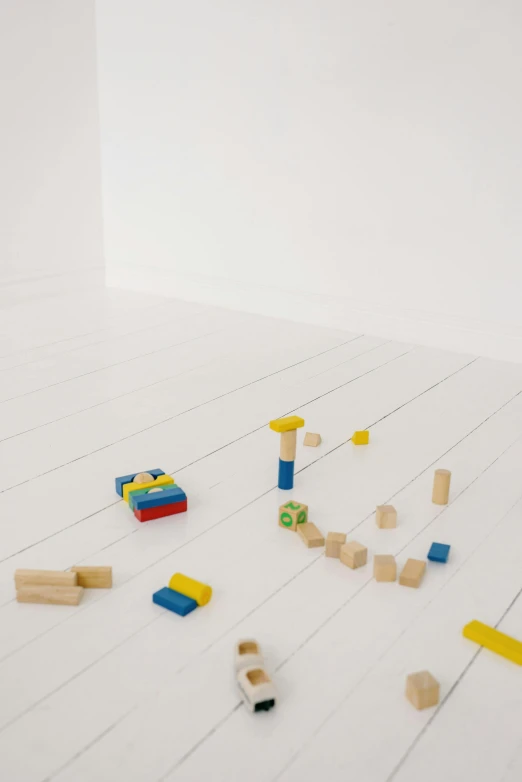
[297,522,325,548]
[351,430,369,445]
[376,505,397,529]
[303,432,322,447]
[278,501,308,531]
[399,558,426,588]
[340,541,367,569]
[373,555,396,582]
[406,671,440,710]
[325,532,346,558]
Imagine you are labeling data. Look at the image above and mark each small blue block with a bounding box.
[278,458,294,490]
[428,542,450,563]
[115,469,164,497]
[134,486,187,511]
[152,587,197,616]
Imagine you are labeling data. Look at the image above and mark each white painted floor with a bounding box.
[1,278,522,782]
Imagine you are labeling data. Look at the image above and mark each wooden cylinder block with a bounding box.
[432,469,451,505]
[280,429,297,462]
[168,573,212,606]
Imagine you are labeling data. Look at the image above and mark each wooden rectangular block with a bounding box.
[297,522,325,548]
[405,671,440,710]
[71,566,112,589]
[399,558,426,588]
[376,505,397,529]
[325,532,346,558]
[280,429,297,461]
[269,416,305,433]
[432,469,451,505]
[351,430,369,445]
[17,585,84,606]
[14,569,77,589]
[463,620,522,666]
[279,501,308,531]
[303,432,321,447]
[373,554,396,582]
[340,541,368,569]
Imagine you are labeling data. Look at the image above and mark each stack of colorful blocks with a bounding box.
[153,573,212,617]
[115,469,187,522]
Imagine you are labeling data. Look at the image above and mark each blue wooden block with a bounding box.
[128,483,176,510]
[278,458,294,490]
[152,587,197,616]
[134,486,187,511]
[428,542,450,563]
[115,469,164,497]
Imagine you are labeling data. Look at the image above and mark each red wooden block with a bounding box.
[134,499,188,522]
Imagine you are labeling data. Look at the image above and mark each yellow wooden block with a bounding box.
[168,573,212,606]
[351,430,369,445]
[269,416,305,433]
[123,473,174,504]
[463,620,522,666]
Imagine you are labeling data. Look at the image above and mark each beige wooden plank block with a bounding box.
[14,569,77,589]
[405,670,440,710]
[432,468,451,504]
[325,532,346,558]
[280,429,297,461]
[375,504,397,529]
[297,522,325,548]
[303,432,321,447]
[399,558,426,588]
[71,566,112,589]
[16,585,84,606]
[340,541,368,569]
[373,554,396,582]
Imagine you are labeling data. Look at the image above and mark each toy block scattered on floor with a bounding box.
[432,468,451,505]
[278,501,308,531]
[427,542,450,563]
[297,522,325,548]
[270,416,305,490]
[115,469,164,497]
[135,499,187,523]
[123,473,174,504]
[153,573,212,618]
[376,505,397,529]
[152,587,197,616]
[399,558,426,588]
[374,555,396,582]
[17,585,84,606]
[303,432,321,447]
[340,541,368,569]
[325,532,346,558]
[133,486,187,512]
[14,569,77,589]
[463,620,522,665]
[169,573,212,605]
[71,566,113,588]
[351,430,369,445]
[405,671,440,710]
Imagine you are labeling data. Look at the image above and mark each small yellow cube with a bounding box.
[351,430,369,445]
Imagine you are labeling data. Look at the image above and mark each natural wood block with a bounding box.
[297,522,325,548]
[17,585,84,606]
[340,541,368,569]
[14,569,77,589]
[280,429,297,461]
[325,532,346,558]
[279,501,308,531]
[71,566,112,589]
[376,505,397,529]
[303,432,321,447]
[432,469,451,505]
[399,558,426,588]
[133,472,155,484]
[373,555,396,582]
[406,671,440,710]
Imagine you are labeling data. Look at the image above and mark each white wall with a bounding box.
[0,0,103,284]
[99,1,522,360]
